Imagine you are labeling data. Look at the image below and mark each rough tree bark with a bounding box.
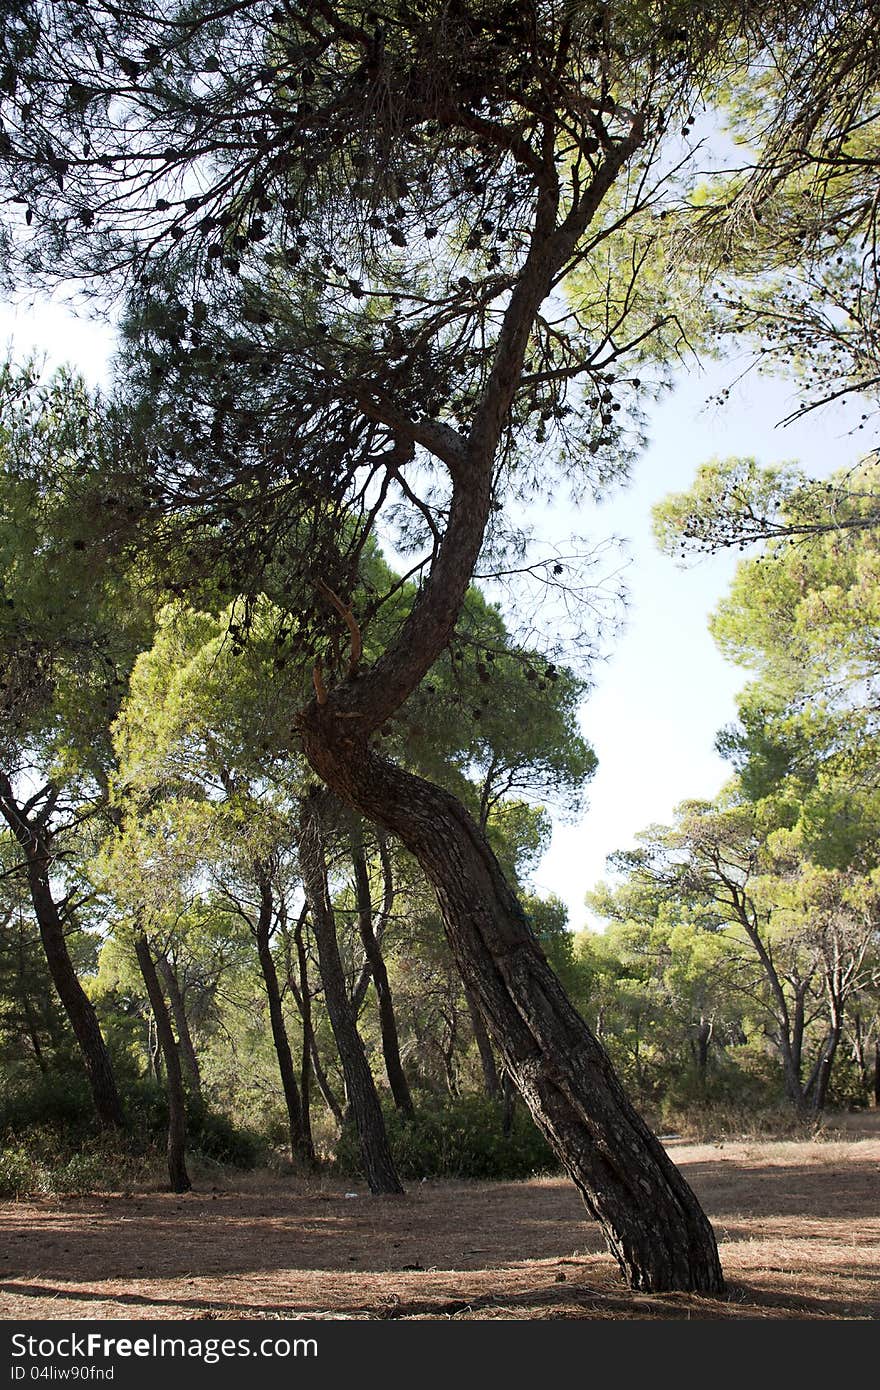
[0,775,123,1128]
[299,740,722,1292]
[349,824,413,1116]
[135,934,190,1193]
[298,795,403,1195]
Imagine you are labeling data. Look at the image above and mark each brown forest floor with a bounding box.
[2,1113,879,1321]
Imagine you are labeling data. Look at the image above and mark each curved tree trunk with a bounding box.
[254,871,313,1167]
[298,795,403,1195]
[293,119,721,1292]
[349,826,413,1116]
[300,735,723,1293]
[0,778,123,1129]
[135,935,190,1194]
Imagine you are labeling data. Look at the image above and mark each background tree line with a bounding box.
[1,0,880,1294]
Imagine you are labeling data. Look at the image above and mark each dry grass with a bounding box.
[1,1113,878,1320]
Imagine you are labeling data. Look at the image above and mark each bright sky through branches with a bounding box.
[1,293,871,930]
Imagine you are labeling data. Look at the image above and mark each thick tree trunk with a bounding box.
[298,795,403,1195]
[156,955,201,1098]
[299,735,723,1293]
[254,872,313,1167]
[135,935,190,1194]
[350,827,413,1116]
[293,117,721,1292]
[875,1039,880,1109]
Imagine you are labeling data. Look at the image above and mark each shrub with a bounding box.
[334,1094,557,1182]
[0,1070,94,1141]
[186,1103,262,1169]
[0,1132,157,1198]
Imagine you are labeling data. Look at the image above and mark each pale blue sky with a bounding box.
[0,293,869,929]
[535,363,867,926]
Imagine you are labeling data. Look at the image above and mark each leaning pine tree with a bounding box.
[0,0,779,1290]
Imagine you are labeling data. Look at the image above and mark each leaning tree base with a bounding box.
[301,724,725,1295]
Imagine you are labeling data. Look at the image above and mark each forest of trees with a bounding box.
[1,0,879,1301]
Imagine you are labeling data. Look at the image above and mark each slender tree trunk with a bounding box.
[0,783,123,1128]
[16,931,48,1073]
[811,1005,843,1114]
[147,1013,162,1082]
[851,1012,868,1096]
[811,1039,838,1113]
[781,1045,808,1111]
[135,935,190,1194]
[0,778,124,1128]
[791,986,806,1082]
[156,955,201,1099]
[695,1018,711,1086]
[465,983,502,1099]
[29,866,123,1126]
[298,738,723,1293]
[349,826,413,1116]
[309,1030,345,1127]
[739,913,806,1111]
[501,1069,516,1137]
[253,872,313,1167]
[286,926,343,1129]
[441,1012,459,1097]
[874,1039,880,1109]
[292,912,314,1156]
[298,794,403,1195]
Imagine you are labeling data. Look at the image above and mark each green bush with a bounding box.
[334,1094,558,1182]
[0,1146,33,1199]
[0,1069,261,1190]
[0,1070,94,1141]
[0,1132,156,1198]
[186,1103,262,1169]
